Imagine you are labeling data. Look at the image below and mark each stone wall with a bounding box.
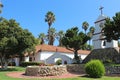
[25,64,120,76]
[105,66,120,74]
[25,65,67,76]
[83,48,120,63]
[66,64,85,74]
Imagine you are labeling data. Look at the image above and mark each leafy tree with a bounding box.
[0,18,37,69]
[56,30,64,46]
[45,11,55,45]
[62,27,90,63]
[82,21,89,34]
[103,12,120,42]
[82,43,93,50]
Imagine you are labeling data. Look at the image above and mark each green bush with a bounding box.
[20,62,42,67]
[56,59,62,65]
[85,60,105,78]
[8,62,16,66]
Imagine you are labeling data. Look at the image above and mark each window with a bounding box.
[103,41,106,46]
[29,57,32,62]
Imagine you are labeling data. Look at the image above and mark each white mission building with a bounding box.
[92,14,118,49]
[13,44,90,66]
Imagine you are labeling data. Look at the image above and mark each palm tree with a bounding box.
[0,1,3,13]
[87,26,95,48]
[82,21,89,34]
[45,11,55,45]
[48,27,56,45]
[38,33,46,44]
[89,26,95,34]
[56,30,64,46]
[87,32,93,45]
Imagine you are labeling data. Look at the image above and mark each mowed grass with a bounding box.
[0,66,120,80]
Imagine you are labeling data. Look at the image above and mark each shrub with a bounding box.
[8,62,16,66]
[56,59,62,65]
[20,62,42,67]
[85,60,105,78]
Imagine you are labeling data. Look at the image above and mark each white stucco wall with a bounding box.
[34,52,40,62]
[40,51,54,60]
[93,14,118,49]
[64,53,88,60]
[80,54,87,60]
[14,58,20,66]
[106,40,118,48]
[34,51,54,63]
[46,52,72,64]
[62,53,74,59]
[24,56,29,62]
[34,51,88,64]
[93,15,106,49]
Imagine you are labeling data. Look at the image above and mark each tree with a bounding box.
[56,30,64,46]
[89,26,95,34]
[62,27,90,63]
[82,21,89,34]
[0,1,3,13]
[0,18,37,69]
[38,33,46,44]
[48,27,56,45]
[87,32,93,45]
[103,12,120,42]
[45,11,55,45]
[87,26,95,45]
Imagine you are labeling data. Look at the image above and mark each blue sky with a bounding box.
[1,0,120,45]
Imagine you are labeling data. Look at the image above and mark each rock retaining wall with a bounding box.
[105,66,120,74]
[25,64,120,76]
[66,64,85,74]
[25,65,67,76]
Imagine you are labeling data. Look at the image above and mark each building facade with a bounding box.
[92,14,118,49]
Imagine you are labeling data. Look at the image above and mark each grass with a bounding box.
[0,66,25,72]
[0,66,120,80]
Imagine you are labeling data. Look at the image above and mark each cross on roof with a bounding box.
[99,6,104,15]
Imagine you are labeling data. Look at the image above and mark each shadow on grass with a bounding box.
[80,75,103,79]
[0,68,18,72]
[0,67,25,72]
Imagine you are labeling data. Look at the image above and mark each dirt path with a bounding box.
[6,72,85,79]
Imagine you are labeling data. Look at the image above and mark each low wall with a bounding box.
[25,65,67,76]
[25,64,120,76]
[105,66,120,74]
[66,64,85,74]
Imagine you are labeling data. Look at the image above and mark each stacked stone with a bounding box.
[67,64,85,74]
[25,66,39,76]
[105,66,120,74]
[25,65,67,76]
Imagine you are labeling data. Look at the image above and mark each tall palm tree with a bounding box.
[56,30,64,46]
[0,1,3,13]
[87,26,95,47]
[82,21,89,34]
[87,32,93,45]
[45,11,55,45]
[48,27,56,45]
[89,26,95,34]
[38,33,46,44]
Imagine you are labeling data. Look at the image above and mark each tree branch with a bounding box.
[66,47,74,52]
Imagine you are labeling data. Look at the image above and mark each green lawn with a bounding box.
[0,67,120,80]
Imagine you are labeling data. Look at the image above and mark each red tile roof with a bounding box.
[35,44,90,55]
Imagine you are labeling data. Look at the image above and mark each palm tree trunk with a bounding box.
[48,26,50,45]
